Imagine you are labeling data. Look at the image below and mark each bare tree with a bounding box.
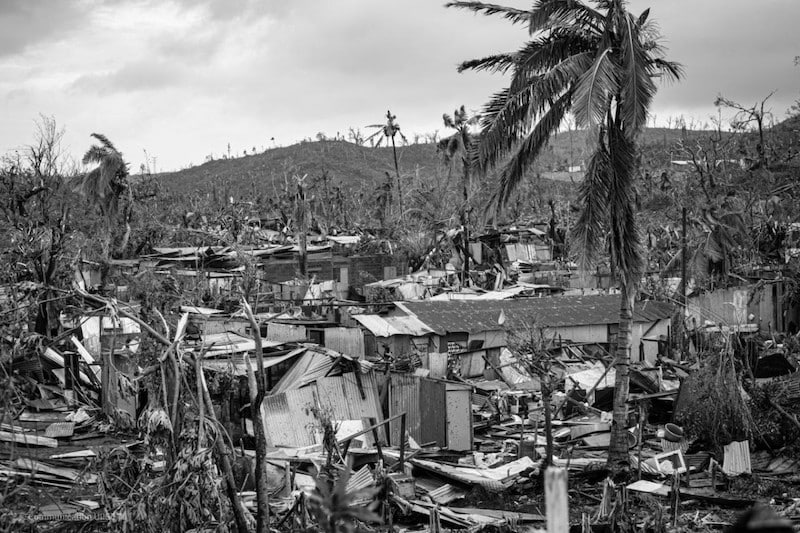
[715,91,775,169]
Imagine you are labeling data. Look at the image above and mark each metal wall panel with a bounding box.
[262,387,317,448]
[419,378,447,447]
[388,374,420,445]
[445,389,473,451]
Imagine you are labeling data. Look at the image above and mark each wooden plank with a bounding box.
[0,430,58,447]
[17,411,68,423]
[545,467,568,533]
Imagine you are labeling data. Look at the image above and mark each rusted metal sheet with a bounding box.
[262,387,317,448]
[388,374,420,446]
[315,373,385,445]
[323,327,365,358]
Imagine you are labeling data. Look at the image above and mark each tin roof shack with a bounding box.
[686,281,788,335]
[387,374,473,451]
[390,295,673,364]
[351,313,436,361]
[261,346,386,449]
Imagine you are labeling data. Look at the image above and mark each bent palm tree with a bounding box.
[75,133,130,266]
[448,0,682,470]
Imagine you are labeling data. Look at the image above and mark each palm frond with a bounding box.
[607,126,643,285]
[89,132,118,152]
[618,12,656,136]
[513,29,598,77]
[529,0,604,35]
[490,89,573,211]
[476,50,593,174]
[573,47,619,128]
[445,2,531,25]
[443,113,455,129]
[650,58,684,84]
[82,145,107,166]
[571,138,611,271]
[457,53,517,74]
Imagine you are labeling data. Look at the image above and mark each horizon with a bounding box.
[2,0,799,172]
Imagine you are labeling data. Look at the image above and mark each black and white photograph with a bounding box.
[1,1,799,531]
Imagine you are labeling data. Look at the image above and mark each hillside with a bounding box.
[156,140,442,195]
[155,127,725,196]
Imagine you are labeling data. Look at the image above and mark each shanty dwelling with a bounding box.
[685,282,788,334]
[387,373,473,451]
[350,313,436,362]
[385,295,673,366]
[260,346,386,449]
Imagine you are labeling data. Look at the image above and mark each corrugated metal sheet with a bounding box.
[419,379,447,447]
[345,465,374,493]
[199,332,284,357]
[201,348,304,376]
[266,323,307,342]
[352,314,434,337]
[388,374,421,446]
[323,327,365,358]
[427,483,467,504]
[264,372,384,448]
[262,387,317,448]
[400,295,673,334]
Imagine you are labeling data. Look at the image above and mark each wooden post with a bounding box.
[399,413,406,471]
[545,467,569,533]
[637,402,645,480]
[671,471,680,527]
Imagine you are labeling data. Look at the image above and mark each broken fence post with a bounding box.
[545,466,568,533]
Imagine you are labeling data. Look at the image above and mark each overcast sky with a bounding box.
[2,0,798,171]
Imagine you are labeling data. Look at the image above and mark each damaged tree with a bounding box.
[449,0,682,472]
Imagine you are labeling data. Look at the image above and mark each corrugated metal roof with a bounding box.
[398,295,673,334]
[352,314,434,337]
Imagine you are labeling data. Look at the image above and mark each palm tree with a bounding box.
[366,110,408,222]
[74,133,130,271]
[441,105,480,284]
[448,0,682,470]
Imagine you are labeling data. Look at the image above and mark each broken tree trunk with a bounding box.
[243,300,270,533]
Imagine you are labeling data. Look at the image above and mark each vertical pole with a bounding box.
[681,207,688,360]
[545,467,569,533]
[637,402,645,480]
[399,413,406,472]
[64,352,75,406]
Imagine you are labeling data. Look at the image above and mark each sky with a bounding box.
[1,0,798,172]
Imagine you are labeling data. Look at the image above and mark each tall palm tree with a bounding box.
[448,0,682,470]
[366,110,408,222]
[75,133,130,266]
[441,105,480,284]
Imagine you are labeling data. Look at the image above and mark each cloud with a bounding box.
[0,1,89,57]
[1,0,799,171]
[70,61,187,95]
